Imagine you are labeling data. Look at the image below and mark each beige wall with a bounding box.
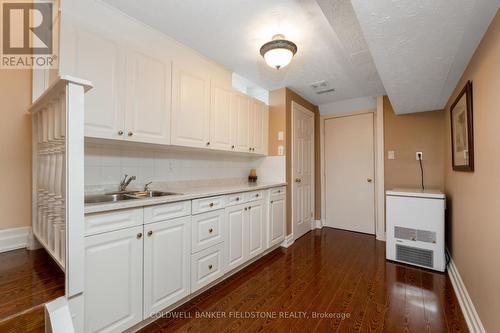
[443,11,500,333]
[384,96,445,190]
[0,69,32,230]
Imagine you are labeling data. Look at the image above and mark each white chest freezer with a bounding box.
[386,188,446,272]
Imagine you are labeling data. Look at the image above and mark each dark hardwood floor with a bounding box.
[139,228,468,333]
[0,247,65,332]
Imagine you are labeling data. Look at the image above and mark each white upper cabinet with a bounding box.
[72,28,125,140]
[125,51,171,145]
[143,217,190,317]
[231,92,251,153]
[210,84,233,151]
[171,63,211,148]
[250,99,269,155]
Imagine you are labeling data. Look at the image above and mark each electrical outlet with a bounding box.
[416,152,423,160]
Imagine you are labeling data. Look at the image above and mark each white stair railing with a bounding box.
[30,76,92,324]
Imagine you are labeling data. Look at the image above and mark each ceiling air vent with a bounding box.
[309,80,335,95]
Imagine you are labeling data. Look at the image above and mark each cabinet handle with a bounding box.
[209,202,214,208]
[147,231,153,237]
[118,130,124,136]
[208,228,213,234]
[128,131,133,137]
[136,232,143,239]
[208,264,213,270]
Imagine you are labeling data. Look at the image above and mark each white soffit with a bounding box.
[100,0,386,105]
[319,96,376,115]
[351,0,499,114]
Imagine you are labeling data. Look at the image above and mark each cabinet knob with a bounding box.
[208,264,213,270]
[128,131,133,137]
[136,232,143,239]
[206,142,210,146]
[271,200,274,204]
[249,147,252,151]
[235,197,240,201]
[209,202,214,208]
[231,145,235,149]
[255,194,259,197]
[248,206,252,210]
[118,130,124,136]
[244,207,248,211]
[252,148,255,151]
[147,230,153,237]
[208,228,213,234]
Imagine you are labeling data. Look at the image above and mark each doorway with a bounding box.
[292,102,315,240]
[324,113,375,234]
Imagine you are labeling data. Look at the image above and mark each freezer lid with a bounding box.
[386,188,445,199]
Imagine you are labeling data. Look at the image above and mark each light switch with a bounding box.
[388,150,395,160]
[278,131,284,141]
[278,145,284,156]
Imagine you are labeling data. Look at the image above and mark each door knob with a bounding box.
[367,177,373,183]
[295,177,302,183]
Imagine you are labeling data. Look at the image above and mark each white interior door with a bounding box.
[324,113,375,234]
[292,102,314,240]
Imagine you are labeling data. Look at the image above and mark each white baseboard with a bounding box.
[447,250,486,333]
[0,227,31,253]
[314,220,323,229]
[281,234,295,248]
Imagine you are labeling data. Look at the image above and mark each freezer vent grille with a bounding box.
[394,226,436,243]
[396,244,433,268]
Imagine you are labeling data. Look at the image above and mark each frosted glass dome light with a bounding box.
[260,34,297,70]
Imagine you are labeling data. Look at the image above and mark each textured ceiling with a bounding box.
[351,0,499,114]
[100,0,386,105]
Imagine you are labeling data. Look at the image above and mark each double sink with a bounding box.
[85,190,180,204]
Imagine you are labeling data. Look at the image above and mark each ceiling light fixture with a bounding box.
[260,34,297,70]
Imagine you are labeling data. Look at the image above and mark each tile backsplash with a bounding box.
[84,142,285,188]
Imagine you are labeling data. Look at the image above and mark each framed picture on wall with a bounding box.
[450,80,474,171]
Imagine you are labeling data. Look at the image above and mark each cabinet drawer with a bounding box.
[247,190,263,202]
[191,243,225,292]
[270,187,286,198]
[144,200,191,224]
[226,192,246,207]
[192,196,225,214]
[85,208,143,236]
[191,210,225,253]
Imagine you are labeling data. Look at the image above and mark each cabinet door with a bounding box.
[171,64,210,148]
[248,201,265,259]
[125,51,171,144]
[210,84,233,151]
[251,99,268,155]
[231,93,251,152]
[84,226,143,333]
[269,198,286,248]
[225,204,248,271]
[143,217,190,317]
[74,28,125,140]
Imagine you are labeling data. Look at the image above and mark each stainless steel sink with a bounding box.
[85,193,138,204]
[85,190,181,204]
[127,191,180,198]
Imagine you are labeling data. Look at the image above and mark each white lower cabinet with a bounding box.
[191,242,225,292]
[225,200,265,272]
[84,226,143,333]
[248,201,265,259]
[225,204,248,271]
[268,196,286,248]
[143,216,191,318]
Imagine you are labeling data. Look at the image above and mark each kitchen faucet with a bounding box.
[119,174,136,192]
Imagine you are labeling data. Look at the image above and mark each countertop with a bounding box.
[85,181,287,214]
